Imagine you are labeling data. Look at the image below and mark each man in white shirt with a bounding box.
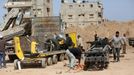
[77,35,84,48]
[122,34,127,54]
[77,35,85,60]
[111,31,123,62]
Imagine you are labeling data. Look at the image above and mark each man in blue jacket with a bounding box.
[0,36,6,69]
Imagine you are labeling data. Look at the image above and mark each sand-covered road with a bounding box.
[0,46,134,75]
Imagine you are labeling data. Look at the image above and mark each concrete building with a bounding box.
[5,0,53,17]
[60,0,103,27]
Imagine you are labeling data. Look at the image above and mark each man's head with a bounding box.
[77,35,80,38]
[44,34,48,38]
[54,33,57,35]
[78,46,85,52]
[94,34,98,38]
[123,34,126,37]
[115,31,119,37]
[65,34,69,37]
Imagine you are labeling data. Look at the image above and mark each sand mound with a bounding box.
[65,21,134,49]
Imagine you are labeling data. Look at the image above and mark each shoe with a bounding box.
[121,52,127,54]
[117,59,120,62]
[3,66,6,68]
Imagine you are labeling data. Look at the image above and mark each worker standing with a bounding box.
[111,31,123,62]
[122,34,127,54]
[0,35,6,68]
[94,34,99,41]
[77,35,84,48]
[77,35,85,60]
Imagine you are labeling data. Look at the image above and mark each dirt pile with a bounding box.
[65,21,134,49]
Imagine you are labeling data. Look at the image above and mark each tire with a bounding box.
[83,61,89,71]
[52,55,58,64]
[104,63,109,69]
[41,58,47,68]
[14,59,18,70]
[47,57,53,66]
[59,54,64,61]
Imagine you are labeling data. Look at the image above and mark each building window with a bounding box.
[73,0,76,3]
[83,5,84,7]
[97,2,100,5]
[47,0,50,3]
[47,8,50,13]
[90,4,93,8]
[98,5,101,8]
[89,14,94,17]
[61,0,64,3]
[98,12,102,17]
[82,14,85,16]
[89,14,94,18]
[70,24,73,26]
[37,9,42,15]
[68,15,73,19]
[78,14,85,17]
[91,23,93,25]
[82,0,86,3]
[69,5,73,8]
[98,21,102,24]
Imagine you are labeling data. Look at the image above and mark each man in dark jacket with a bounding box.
[0,36,6,68]
[66,47,82,70]
[69,48,82,63]
[65,34,73,49]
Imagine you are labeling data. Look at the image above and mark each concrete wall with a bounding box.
[32,0,53,17]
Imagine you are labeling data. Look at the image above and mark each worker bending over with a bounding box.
[66,47,83,71]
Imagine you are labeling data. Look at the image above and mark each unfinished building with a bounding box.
[60,0,103,27]
[3,0,61,41]
[5,0,53,17]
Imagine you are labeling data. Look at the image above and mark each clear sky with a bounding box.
[0,0,134,23]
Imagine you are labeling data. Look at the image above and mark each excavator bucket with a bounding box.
[13,37,24,60]
[69,32,77,47]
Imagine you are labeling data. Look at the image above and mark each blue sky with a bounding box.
[103,0,134,21]
[0,0,134,23]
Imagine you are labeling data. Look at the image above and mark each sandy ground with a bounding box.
[0,21,134,75]
[0,46,134,75]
